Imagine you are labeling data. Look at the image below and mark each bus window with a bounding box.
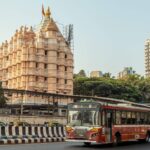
[116,111,121,125]
[132,112,136,124]
[144,112,148,124]
[141,113,144,124]
[102,111,105,126]
[148,112,150,124]
[127,112,132,124]
[137,112,140,124]
[98,111,101,125]
[121,111,127,124]
[113,110,116,124]
[82,110,99,126]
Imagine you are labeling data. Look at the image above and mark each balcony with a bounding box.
[57,71,64,78]
[3,51,8,56]
[58,59,65,65]
[64,73,73,80]
[27,82,35,87]
[4,61,10,68]
[36,56,45,62]
[36,42,44,49]
[48,44,58,50]
[65,85,72,90]
[57,84,64,90]
[21,55,36,62]
[66,60,73,66]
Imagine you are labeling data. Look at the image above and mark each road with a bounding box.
[0,142,149,150]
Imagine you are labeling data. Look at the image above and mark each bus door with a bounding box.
[105,110,113,143]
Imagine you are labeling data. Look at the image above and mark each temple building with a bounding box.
[0,7,74,105]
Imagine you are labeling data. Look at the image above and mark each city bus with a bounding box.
[66,99,150,145]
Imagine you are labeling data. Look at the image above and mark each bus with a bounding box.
[66,99,150,145]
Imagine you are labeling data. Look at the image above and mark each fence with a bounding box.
[0,125,66,144]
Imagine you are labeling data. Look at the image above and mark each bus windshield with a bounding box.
[68,109,100,126]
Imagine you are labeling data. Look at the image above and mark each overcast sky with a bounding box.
[0,0,149,76]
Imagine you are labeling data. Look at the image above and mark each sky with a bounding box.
[0,0,149,77]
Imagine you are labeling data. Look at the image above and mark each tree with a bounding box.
[103,72,111,78]
[73,74,149,103]
[73,70,86,79]
[77,69,86,77]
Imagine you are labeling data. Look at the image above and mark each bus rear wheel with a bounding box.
[84,142,91,146]
[113,134,121,146]
[145,133,150,143]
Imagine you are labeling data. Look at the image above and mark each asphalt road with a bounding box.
[0,142,149,150]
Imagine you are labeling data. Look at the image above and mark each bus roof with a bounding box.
[70,98,150,111]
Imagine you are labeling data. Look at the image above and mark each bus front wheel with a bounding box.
[84,142,91,146]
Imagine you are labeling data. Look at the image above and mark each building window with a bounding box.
[57,65,59,70]
[44,77,47,81]
[65,66,67,71]
[45,50,47,56]
[36,76,38,81]
[65,79,67,84]
[44,64,47,69]
[36,63,38,68]
[37,49,40,54]
[57,52,60,58]
[65,54,67,59]
[57,78,59,83]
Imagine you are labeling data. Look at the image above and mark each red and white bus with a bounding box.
[66,99,150,145]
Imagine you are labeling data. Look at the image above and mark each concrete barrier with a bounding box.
[0,125,66,144]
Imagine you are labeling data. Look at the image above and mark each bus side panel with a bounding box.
[113,125,150,142]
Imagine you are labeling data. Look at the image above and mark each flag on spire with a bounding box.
[42,4,45,16]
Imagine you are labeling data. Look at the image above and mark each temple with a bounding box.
[0,6,74,105]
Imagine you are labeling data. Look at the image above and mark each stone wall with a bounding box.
[0,115,67,125]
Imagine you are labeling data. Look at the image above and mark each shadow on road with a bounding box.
[66,141,150,150]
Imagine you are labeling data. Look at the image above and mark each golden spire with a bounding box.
[42,4,45,16]
[45,7,51,17]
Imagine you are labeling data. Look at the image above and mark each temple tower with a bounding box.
[0,6,74,105]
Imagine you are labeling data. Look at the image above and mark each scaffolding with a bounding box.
[2,88,150,118]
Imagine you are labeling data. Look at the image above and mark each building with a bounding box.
[90,71,103,77]
[118,67,136,79]
[0,7,74,105]
[145,39,150,77]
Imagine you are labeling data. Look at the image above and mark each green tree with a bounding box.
[103,72,111,78]
[77,69,86,77]
[73,74,148,103]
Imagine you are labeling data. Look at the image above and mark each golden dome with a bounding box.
[45,7,51,17]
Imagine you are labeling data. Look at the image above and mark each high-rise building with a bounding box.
[145,39,150,77]
[0,7,74,104]
[117,67,136,79]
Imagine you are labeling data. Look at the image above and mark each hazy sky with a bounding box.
[0,0,149,76]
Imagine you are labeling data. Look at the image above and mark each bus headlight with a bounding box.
[66,126,74,133]
[91,132,99,138]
